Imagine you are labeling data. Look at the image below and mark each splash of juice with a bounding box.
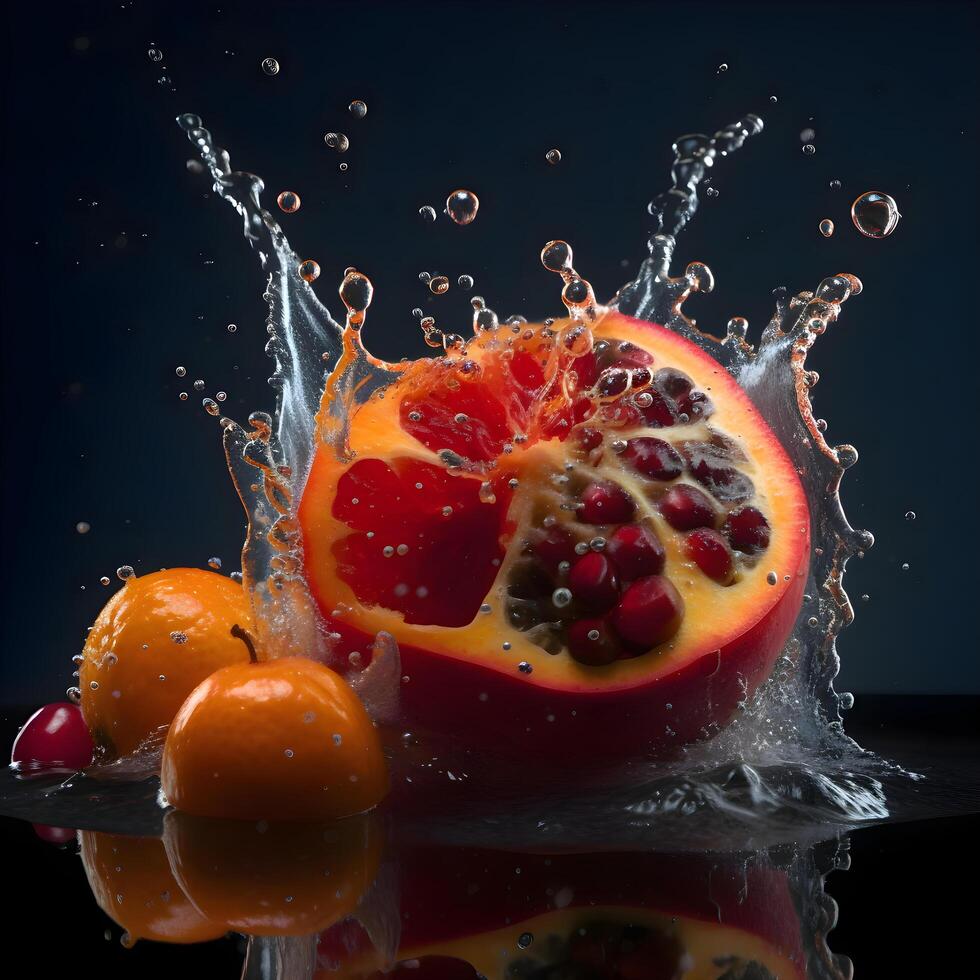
[176,109,900,823]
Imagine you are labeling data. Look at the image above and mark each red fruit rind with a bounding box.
[300,311,809,753]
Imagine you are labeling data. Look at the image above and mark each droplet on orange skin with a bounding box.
[80,831,226,944]
[160,656,387,821]
[79,569,254,759]
[162,810,381,936]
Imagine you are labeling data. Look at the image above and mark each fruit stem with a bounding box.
[230,624,259,664]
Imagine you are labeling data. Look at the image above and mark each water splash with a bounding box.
[176,109,900,825]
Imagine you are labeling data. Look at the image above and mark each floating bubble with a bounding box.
[830,179,842,190]
[193,379,205,391]
[324,132,349,153]
[545,148,561,165]
[518,932,534,949]
[851,191,900,239]
[227,323,237,333]
[541,239,572,272]
[261,57,280,76]
[348,100,367,118]
[446,189,479,226]
[116,565,135,582]
[418,205,437,222]
[178,392,188,401]
[277,190,301,213]
[457,274,474,289]
[175,366,186,377]
[76,521,91,534]
[800,128,816,142]
[769,95,778,103]
[705,186,719,198]
[99,576,111,586]
[819,218,834,238]
[717,63,729,73]
[203,398,219,416]
[208,557,222,569]
[148,48,163,62]
[338,162,348,173]
[802,144,816,156]
[216,391,227,402]
[299,259,321,282]
[905,510,916,521]
[429,276,449,295]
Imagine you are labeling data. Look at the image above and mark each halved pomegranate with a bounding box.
[299,311,808,759]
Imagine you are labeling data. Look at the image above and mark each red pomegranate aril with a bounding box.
[11,703,93,773]
[685,528,736,584]
[611,576,685,649]
[615,340,654,368]
[568,553,620,612]
[606,523,666,579]
[659,484,717,531]
[575,426,603,453]
[653,367,694,398]
[597,368,631,398]
[579,481,636,524]
[683,440,755,503]
[567,618,621,665]
[33,825,77,846]
[724,506,771,554]
[639,388,676,427]
[533,526,578,570]
[624,437,684,480]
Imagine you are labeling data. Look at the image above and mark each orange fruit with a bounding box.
[79,831,226,945]
[160,655,388,821]
[163,811,381,936]
[79,568,253,758]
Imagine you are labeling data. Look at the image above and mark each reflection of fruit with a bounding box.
[164,811,381,936]
[299,311,809,757]
[11,702,93,772]
[79,831,226,944]
[160,655,387,820]
[317,847,804,979]
[79,568,253,758]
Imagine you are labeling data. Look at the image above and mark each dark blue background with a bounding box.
[2,0,977,705]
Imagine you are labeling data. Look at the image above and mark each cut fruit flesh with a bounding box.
[299,311,809,756]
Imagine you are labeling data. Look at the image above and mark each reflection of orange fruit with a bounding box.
[79,568,253,758]
[160,656,388,820]
[163,811,381,936]
[79,831,226,945]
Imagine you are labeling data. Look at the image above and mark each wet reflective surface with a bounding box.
[3,696,976,977]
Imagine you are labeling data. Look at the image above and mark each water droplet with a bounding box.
[901,562,910,572]
[348,99,367,119]
[202,398,219,416]
[717,63,729,72]
[90,680,99,691]
[100,576,111,586]
[178,392,188,401]
[116,565,135,582]
[216,391,227,402]
[419,205,437,223]
[193,379,205,391]
[851,191,900,239]
[552,588,573,609]
[518,661,533,674]
[76,521,91,534]
[261,57,280,76]
[332,733,343,746]
[457,274,474,289]
[518,932,534,949]
[227,323,237,333]
[446,189,479,225]
[819,218,834,238]
[766,571,778,585]
[338,162,348,173]
[905,510,916,521]
[284,748,294,758]
[67,686,81,704]
[769,95,778,103]
[324,132,349,153]
[802,143,816,156]
[208,556,222,569]
[175,366,186,377]
[277,191,301,213]
[829,179,842,190]
[299,259,321,282]
[705,186,719,198]
[429,276,449,295]
[540,240,572,273]
[545,148,561,165]
[148,47,163,62]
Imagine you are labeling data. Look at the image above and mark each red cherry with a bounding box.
[568,553,619,612]
[611,576,685,649]
[11,703,94,773]
[605,524,666,579]
[579,482,636,524]
[659,484,717,531]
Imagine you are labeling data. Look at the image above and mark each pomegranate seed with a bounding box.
[11,703,93,773]
[639,388,676,427]
[683,441,755,503]
[533,526,577,570]
[685,528,736,584]
[653,367,694,398]
[724,506,771,553]
[567,618,621,665]
[630,367,652,388]
[597,368,631,398]
[32,825,77,846]
[579,481,635,524]
[606,524,666,579]
[575,426,603,452]
[659,485,717,531]
[614,341,654,368]
[611,576,685,648]
[624,437,684,480]
[568,553,620,611]
[675,389,713,420]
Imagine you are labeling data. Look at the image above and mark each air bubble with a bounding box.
[518,661,533,674]
[800,128,816,142]
[545,148,561,165]
[178,392,188,401]
[148,48,163,62]
[552,588,573,608]
[277,191,301,213]
[518,932,534,949]
[348,100,367,119]
[299,259,321,282]
[227,323,237,333]
[100,576,111,586]
[324,132,349,153]
[429,276,449,295]
[830,179,842,190]
[851,191,900,239]
[717,63,728,72]
[261,57,280,76]
[419,205,437,222]
[766,571,778,585]
[802,144,816,155]
[116,566,135,582]
[193,379,205,391]
[819,218,834,238]
[76,521,91,534]
[202,398,219,416]
[175,366,186,377]
[446,189,479,225]
[170,630,188,644]
[905,511,916,521]
[208,556,222,569]
[457,274,474,289]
